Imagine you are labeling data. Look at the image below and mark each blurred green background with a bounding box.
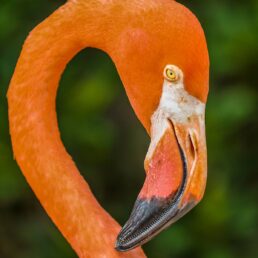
[0,0,258,257]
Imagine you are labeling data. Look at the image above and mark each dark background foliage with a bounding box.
[0,0,257,257]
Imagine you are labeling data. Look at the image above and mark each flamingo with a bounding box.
[7,0,209,257]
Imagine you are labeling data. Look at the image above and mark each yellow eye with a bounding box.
[165,68,178,82]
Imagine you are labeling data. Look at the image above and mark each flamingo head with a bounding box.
[110,1,209,251]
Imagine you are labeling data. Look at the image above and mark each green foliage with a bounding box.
[0,1,257,257]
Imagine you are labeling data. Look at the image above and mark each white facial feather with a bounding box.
[146,65,205,161]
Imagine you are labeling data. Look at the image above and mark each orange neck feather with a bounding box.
[8,1,144,257]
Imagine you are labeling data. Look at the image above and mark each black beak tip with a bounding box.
[115,196,174,252]
[115,239,128,252]
[115,216,143,252]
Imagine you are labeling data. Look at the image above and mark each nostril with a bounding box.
[188,134,195,158]
[188,130,197,161]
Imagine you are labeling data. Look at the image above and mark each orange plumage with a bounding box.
[8,0,209,257]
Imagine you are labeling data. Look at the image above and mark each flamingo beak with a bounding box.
[116,95,207,251]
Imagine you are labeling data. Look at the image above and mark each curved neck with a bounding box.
[8,2,144,257]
